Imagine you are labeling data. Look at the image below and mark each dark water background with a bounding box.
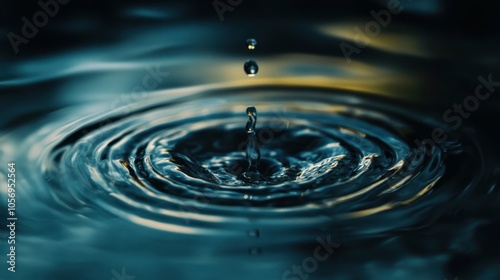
[1,1,500,279]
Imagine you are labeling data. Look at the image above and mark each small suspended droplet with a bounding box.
[247,229,260,238]
[246,38,257,50]
[248,247,262,255]
[244,60,259,77]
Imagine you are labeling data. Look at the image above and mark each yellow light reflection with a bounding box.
[347,176,441,218]
[319,23,429,57]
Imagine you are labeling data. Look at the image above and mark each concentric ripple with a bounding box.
[10,88,487,236]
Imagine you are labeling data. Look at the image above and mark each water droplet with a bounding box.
[244,60,259,77]
[246,38,257,50]
[245,106,260,174]
[246,106,257,133]
[247,229,260,238]
[248,247,262,255]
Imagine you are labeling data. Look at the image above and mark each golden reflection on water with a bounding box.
[347,176,441,218]
[205,55,420,101]
[319,23,429,58]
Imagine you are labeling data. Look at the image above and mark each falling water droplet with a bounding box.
[244,106,261,180]
[248,247,262,255]
[246,38,257,50]
[247,229,260,238]
[244,60,259,77]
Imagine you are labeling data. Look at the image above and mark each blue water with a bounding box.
[1,1,500,280]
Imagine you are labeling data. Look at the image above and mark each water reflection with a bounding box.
[0,1,499,280]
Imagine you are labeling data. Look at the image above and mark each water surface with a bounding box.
[1,1,500,280]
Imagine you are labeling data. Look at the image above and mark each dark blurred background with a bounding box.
[1,1,500,280]
[2,0,499,161]
[1,0,499,129]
